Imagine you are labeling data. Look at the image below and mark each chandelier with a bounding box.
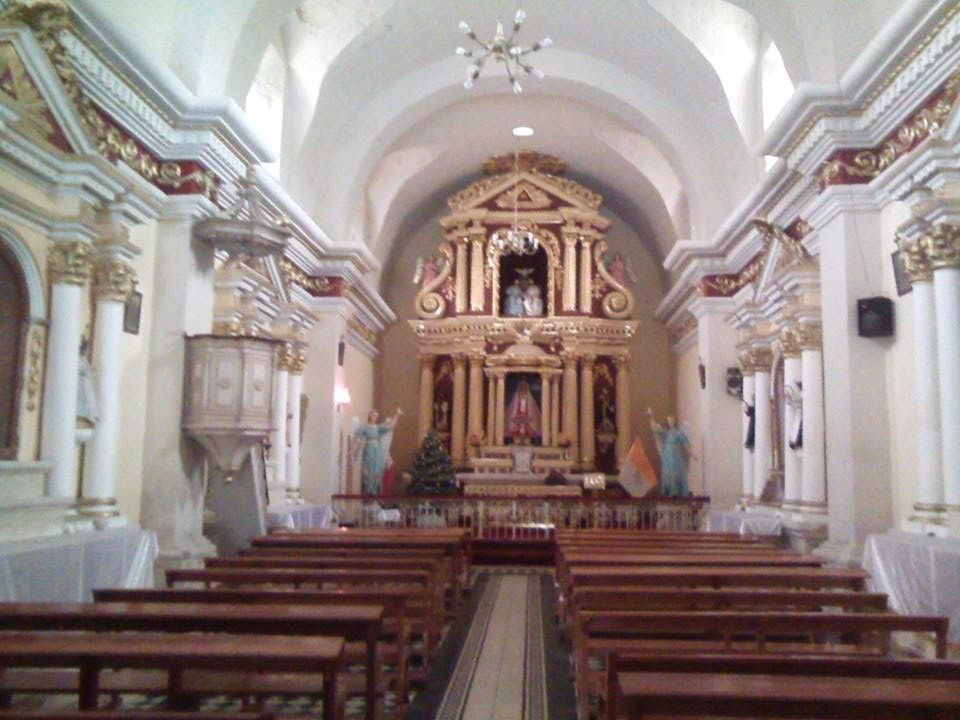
[456,4,552,94]
[490,150,540,256]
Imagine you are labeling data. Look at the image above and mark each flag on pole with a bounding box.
[618,435,659,497]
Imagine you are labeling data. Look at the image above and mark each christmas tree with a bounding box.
[409,429,457,495]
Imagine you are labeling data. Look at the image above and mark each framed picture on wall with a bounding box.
[123,290,142,334]
[891,251,912,297]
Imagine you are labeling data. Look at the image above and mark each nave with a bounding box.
[0,526,958,720]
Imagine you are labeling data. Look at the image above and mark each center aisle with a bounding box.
[409,569,571,720]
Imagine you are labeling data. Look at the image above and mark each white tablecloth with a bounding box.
[0,525,158,601]
[266,504,335,530]
[707,510,783,536]
[862,530,960,643]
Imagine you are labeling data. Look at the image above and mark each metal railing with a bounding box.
[329,494,710,539]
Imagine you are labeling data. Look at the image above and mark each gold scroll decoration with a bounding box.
[592,240,634,319]
[415,241,454,319]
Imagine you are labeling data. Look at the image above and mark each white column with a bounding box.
[924,224,960,510]
[898,236,943,518]
[752,349,773,501]
[41,241,91,500]
[81,255,136,523]
[740,370,755,503]
[799,325,826,509]
[271,362,289,496]
[285,354,305,504]
[781,338,803,507]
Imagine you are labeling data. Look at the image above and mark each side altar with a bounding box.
[410,152,638,474]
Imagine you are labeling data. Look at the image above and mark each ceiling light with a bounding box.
[512,126,534,137]
[457,4,552,94]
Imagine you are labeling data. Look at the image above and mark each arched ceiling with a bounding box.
[73,0,905,289]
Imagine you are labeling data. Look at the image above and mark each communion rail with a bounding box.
[329,494,710,538]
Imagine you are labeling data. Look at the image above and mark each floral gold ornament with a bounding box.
[25,324,44,412]
[93,258,136,302]
[777,325,802,358]
[797,324,822,351]
[896,233,933,283]
[920,222,960,270]
[47,240,91,285]
[0,41,69,150]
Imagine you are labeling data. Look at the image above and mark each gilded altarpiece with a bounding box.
[411,153,638,472]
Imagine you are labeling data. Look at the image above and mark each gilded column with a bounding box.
[561,353,579,462]
[418,354,435,441]
[451,353,467,462]
[579,353,596,468]
[41,240,92,500]
[751,345,773,501]
[578,236,593,313]
[614,354,631,468]
[798,325,826,509]
[551,376,560,450]
[467,353,484,446]
[494,373,506,446]
[738,352,755,504]
[898,236,944,519]
[922,223,960,510]
[469,235,485,312]
[80,253,137,523]
[454,238,468,314]
[562,232,578,312]
[778,327,803,507]
[485,371,496,443]
[285,344,307,503]
[540,372,552,446]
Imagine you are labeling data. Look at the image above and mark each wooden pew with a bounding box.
[165,566,443,658]
[556,529,776,545]
[93,587,413,702]
[606,653,960,720]
[0,602,379,720]
[575,609,950,718]
[616,669,960,719]
[0,713,293,720]
[0,632,343,720]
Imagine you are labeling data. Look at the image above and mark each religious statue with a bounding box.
[433,399,449,431]
[646,407,692,497]
[77,336,98,425]
[413,254,444,288]
[349,407,403,495]
[522,283,543,316]
[743,401,755,450]
[605,252,636,285]
[784,381,803,450]
[506,379,542,444]
[503,278,525,316]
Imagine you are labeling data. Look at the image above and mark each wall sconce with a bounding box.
[334,338,351,408]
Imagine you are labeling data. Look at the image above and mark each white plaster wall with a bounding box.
[674,341,703,494]
[336,344,374,494]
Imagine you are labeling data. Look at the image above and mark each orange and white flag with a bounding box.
[618,435,659,497]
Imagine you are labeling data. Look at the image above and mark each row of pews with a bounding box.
[556,528,960,720]
[0,526,471,720]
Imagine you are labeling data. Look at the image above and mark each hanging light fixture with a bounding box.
[456,3,552,94]
[490,148,539,256]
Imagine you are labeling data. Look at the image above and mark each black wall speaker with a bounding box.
[857,296,894,337]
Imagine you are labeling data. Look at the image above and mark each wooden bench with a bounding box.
[575,609,950,719]
[0,602,379,720]
[165,567,443,658]
[0,632,343,720]
[606,653,960,720]
[0,713,296,720]
[93,587,413,701]
[616,670,960,719]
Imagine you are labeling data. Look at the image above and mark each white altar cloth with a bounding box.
[266,503,335,530]
[0,525,158,601]
[862,530,960,643]
[707,509,783,536]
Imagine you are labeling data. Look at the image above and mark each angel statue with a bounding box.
[646,407,692,497]
[348,407,403,495]
[413,254,443,288]
[605,252,636,285]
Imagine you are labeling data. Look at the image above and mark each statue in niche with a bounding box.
[523,283,543,316]
[504,277,525,316]
[433,399,449,431]
[605,252,636,285]
[506,378,542,445]
[503,267,543,317]
[77,336,98,426]
[413,254,445,288]
[597,386,616,435]
[784,381,803,450]
[743,400,755,450]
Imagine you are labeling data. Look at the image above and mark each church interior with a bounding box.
[1,0,960,718]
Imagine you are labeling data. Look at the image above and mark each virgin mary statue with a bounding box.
[506,379,542,444]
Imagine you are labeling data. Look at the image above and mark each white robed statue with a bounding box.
[348,408,402,495]
[505,379,542,444]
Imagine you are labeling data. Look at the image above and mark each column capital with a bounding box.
[452,352,468,365]
[614,353,631,368]
[797,323,822,351]
[737,349,756,376]
[897,234,933,284]
[560,351,578,368]
[468,352,485,367]
[776,324,802,358]
[921,222,960,270]
[579,236,593,249]
[48,240,93,286]
[278,342,307,374]
[419,353,436,369]
[580,352,596,366]
[750,346,774,370]
[93,258,137,302]
[563,234,579,247]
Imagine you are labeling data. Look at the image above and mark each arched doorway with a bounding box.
[0,244,28,458]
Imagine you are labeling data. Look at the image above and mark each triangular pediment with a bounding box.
[0,25,93,156]
[447,169,602,214]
